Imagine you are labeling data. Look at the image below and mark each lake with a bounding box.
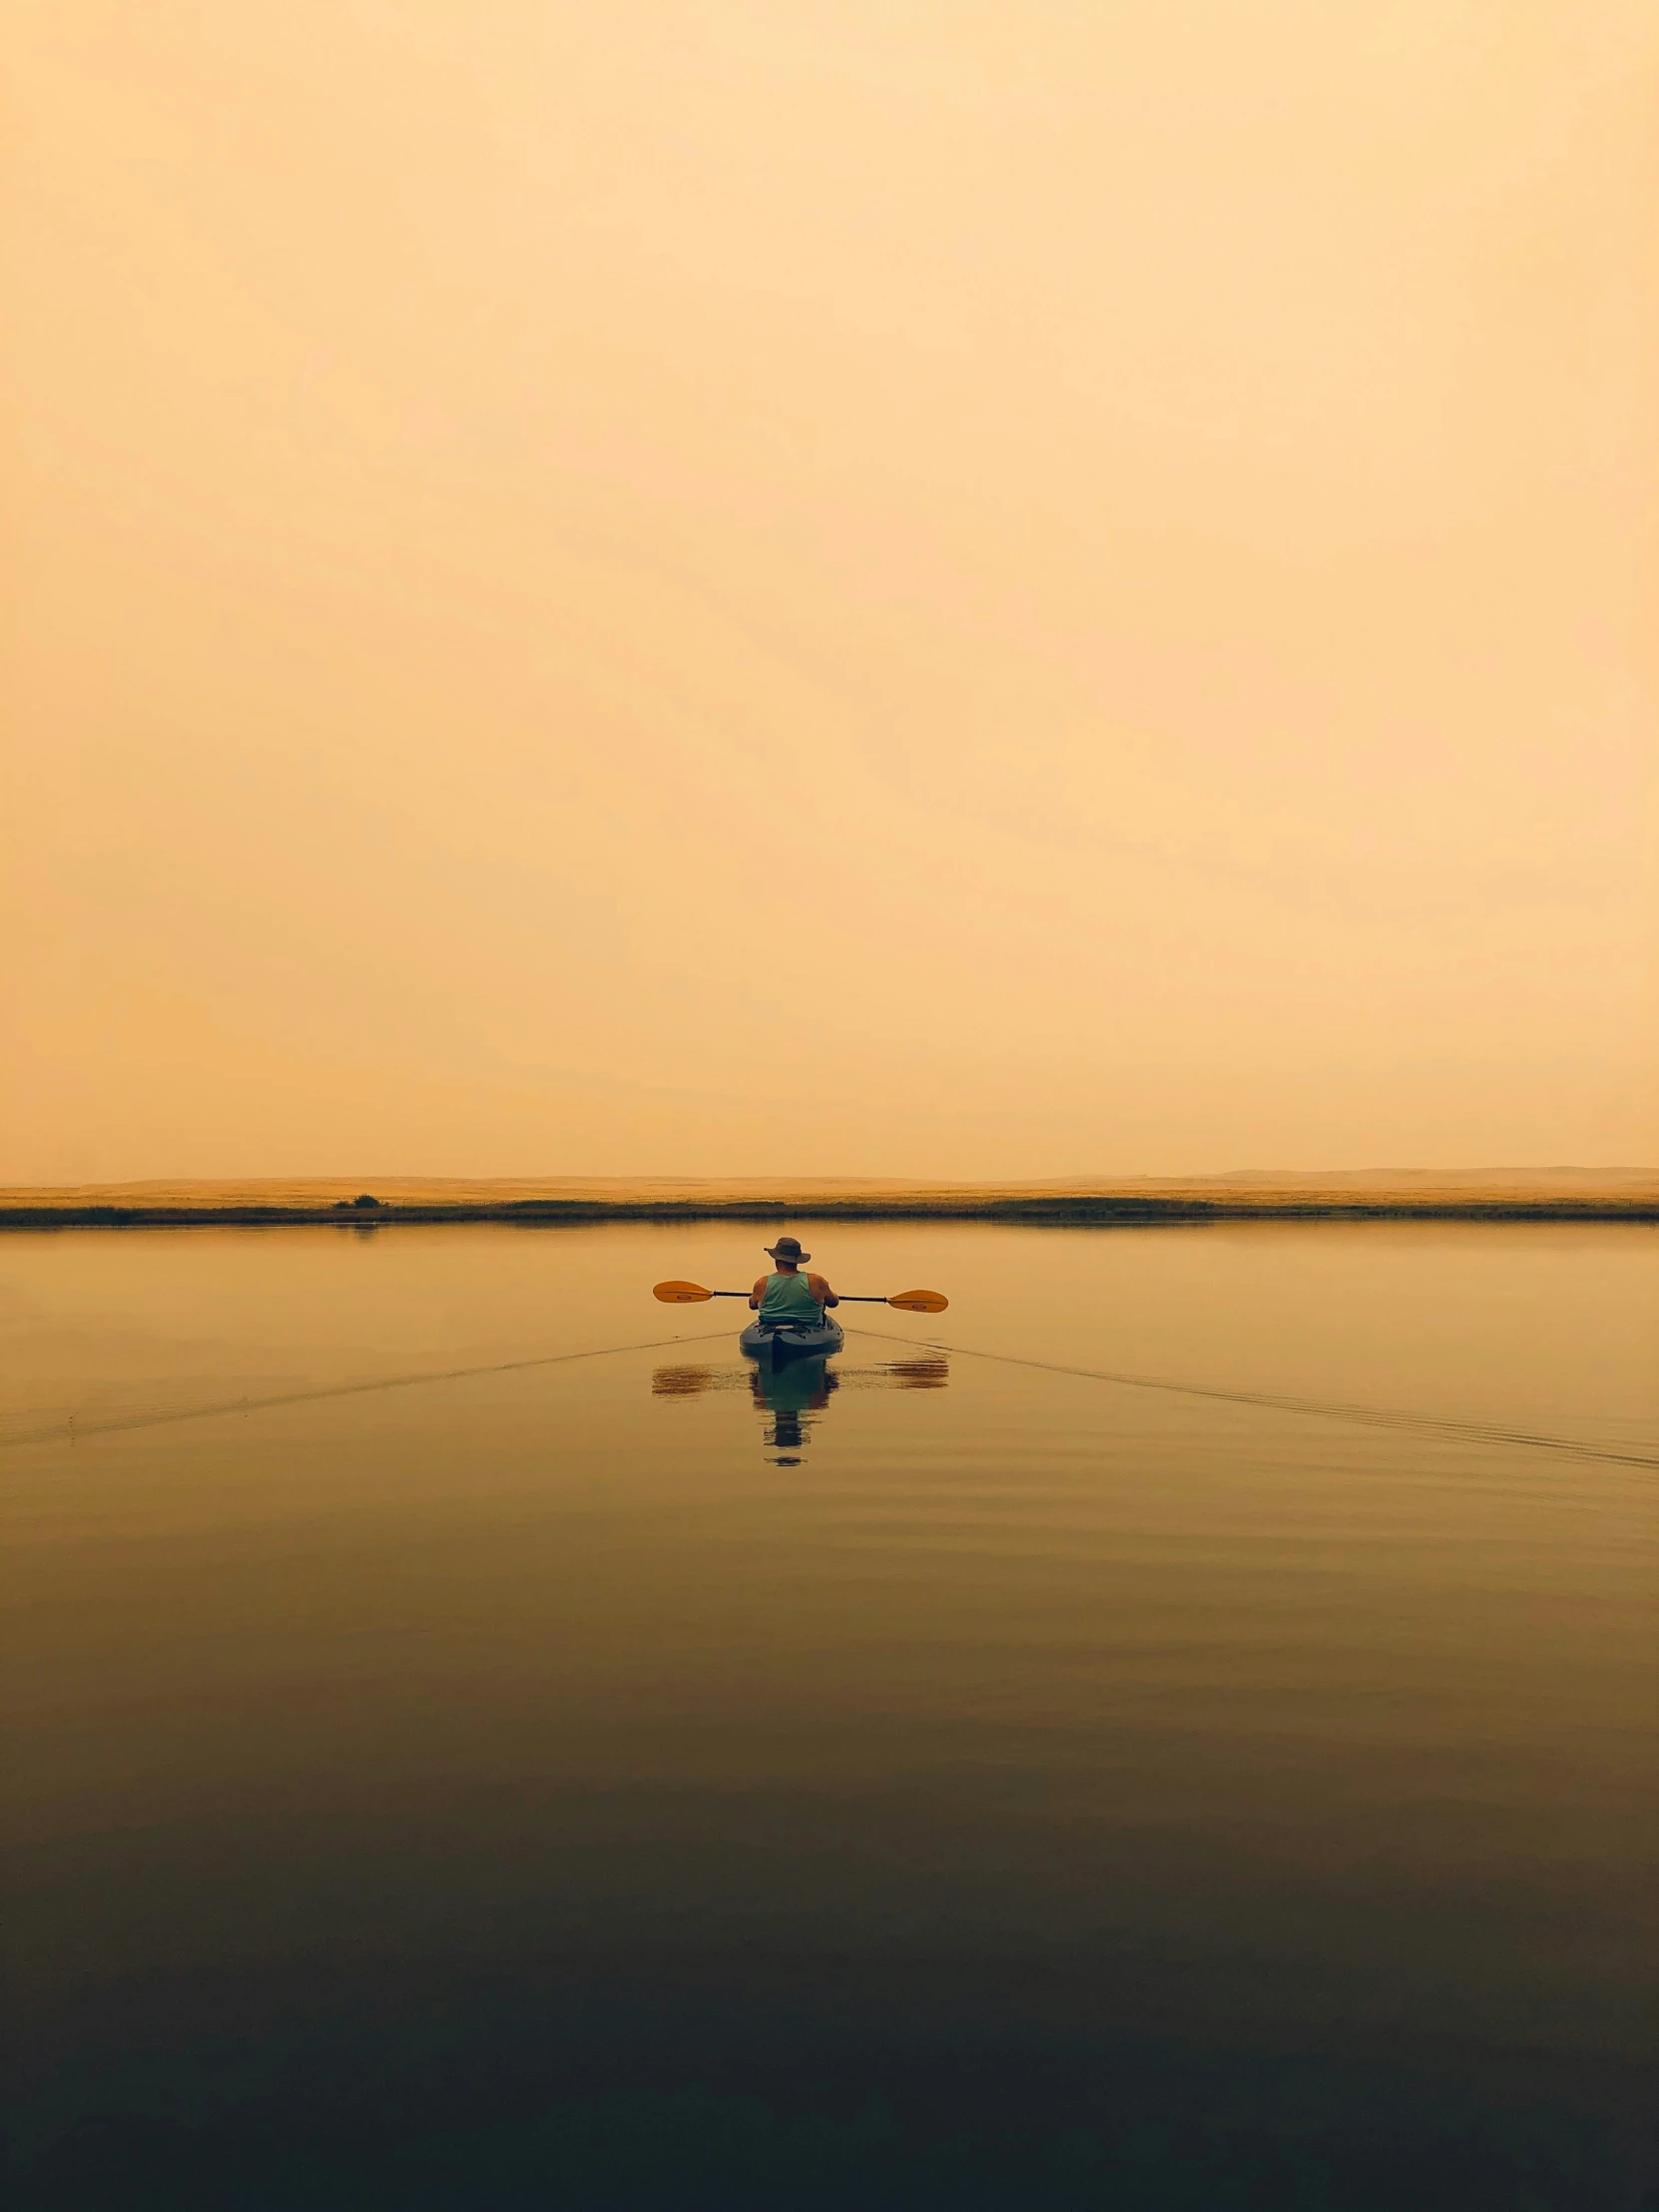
[3,1221,1655,2209]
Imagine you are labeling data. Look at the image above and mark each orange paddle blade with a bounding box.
[888,1289,948,1314]
[653,1280,714,1304]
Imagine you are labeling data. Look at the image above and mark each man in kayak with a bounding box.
[750,1237,838,1325]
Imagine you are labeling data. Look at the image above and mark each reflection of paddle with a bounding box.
[654,1281,947,1313]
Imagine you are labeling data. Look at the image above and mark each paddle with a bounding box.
[654,1281,947,1314]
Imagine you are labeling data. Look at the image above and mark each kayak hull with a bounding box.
[739,1315,845,1365]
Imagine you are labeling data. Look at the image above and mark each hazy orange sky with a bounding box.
[6,0,1656,1182]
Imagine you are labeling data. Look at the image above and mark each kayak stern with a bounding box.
[739,1315,845,1366]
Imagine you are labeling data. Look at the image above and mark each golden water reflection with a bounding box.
[7,1224,1655,2209]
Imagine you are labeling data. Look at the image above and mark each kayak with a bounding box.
[739,1314,845,1366]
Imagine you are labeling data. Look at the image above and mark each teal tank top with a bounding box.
[759,1270,821,1323]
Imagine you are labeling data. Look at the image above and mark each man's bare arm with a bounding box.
[808,1271,838,1308]
[749,1274,770,1309]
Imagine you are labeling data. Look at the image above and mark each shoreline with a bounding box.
[4,1196,1655,1228]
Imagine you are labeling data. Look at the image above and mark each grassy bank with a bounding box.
[4,1194,1656,1228]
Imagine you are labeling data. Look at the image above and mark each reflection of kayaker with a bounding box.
[749,1353,838,1462]
[648,1345,947,1466]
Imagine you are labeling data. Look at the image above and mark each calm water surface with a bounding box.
[3,1222,1655,2209]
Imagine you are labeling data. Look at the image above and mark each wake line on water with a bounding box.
[0,1331,735,1450]
[846,1328,1659,1470]
[7,1326,1651,1471]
